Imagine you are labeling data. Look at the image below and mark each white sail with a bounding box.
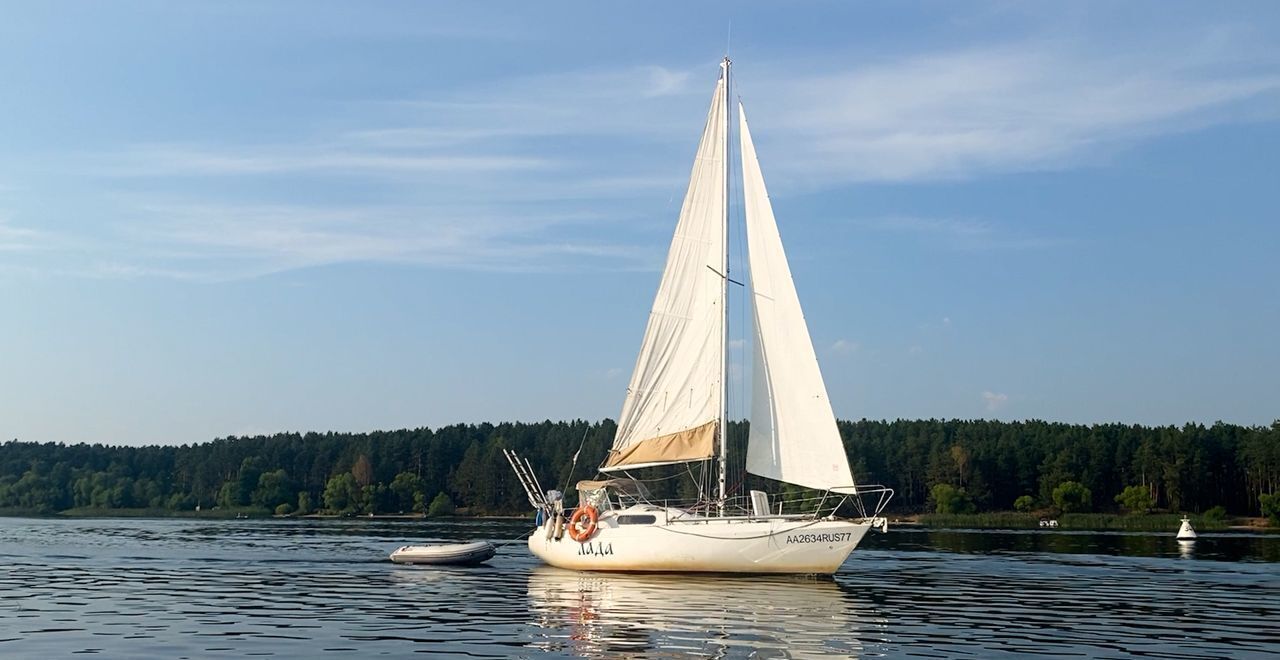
[603,67,727,471]
[740,104,857,494]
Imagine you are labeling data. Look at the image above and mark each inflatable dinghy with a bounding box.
[389,541,496,566]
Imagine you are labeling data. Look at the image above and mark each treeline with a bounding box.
[840,419,1279,518]
[0,419,1277,518]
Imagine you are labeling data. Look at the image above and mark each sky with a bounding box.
[1,1,1278,446]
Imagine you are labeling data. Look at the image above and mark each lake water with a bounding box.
[1,518,1276,658]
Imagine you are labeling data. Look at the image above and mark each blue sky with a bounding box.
[2,2,1277,446]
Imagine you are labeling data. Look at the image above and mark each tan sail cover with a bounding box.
[603,69,727,471]
[740,104,857,494]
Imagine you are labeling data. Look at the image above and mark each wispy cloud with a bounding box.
[377,65,703,140]
[861,216,1068,250]
[830,338,860,355]
[0,218,42,252]
[98,144,551,177]
[113,201,650,280]
[347,38,1278,188]
[982,390,1009,411]
[338,127,538,150]
[23,27,1280,281]
[55,64,711,280]
[0,213,70,254]
[751,34,1280,184]
[336,41,1280,191]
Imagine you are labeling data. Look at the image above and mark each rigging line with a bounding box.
[706,264,744,286]
[561,427,591,494]
[617,469,690,483]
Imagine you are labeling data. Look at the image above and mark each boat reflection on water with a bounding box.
[525,566,886,657]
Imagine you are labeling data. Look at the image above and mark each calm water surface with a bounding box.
[1,518,1276,658]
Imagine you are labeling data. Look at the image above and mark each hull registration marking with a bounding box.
[785,532,851,544]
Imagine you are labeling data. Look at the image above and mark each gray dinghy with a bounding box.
[389,541,496,566]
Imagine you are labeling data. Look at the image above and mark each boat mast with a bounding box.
[717,56,731,515]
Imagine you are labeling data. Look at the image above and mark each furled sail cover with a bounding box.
[740,104,857,494]
[603,70,727,471]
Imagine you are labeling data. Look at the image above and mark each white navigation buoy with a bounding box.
[1176,516,1197,541]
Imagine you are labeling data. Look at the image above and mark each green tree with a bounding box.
[166,492,195,510]
[1053,481,1093,513]
[452,440,495,511]
[389,472,424,513]
[323,473,360,514]
[7,471,60,512]
[275,502,294,516]
[930,483,975,514]
[133,478,163,508]
[1013,495,1035,512]
[217,480,243,508]
[1114,485,1154,514]
[357,482,387,515]
[252,469,292,509]
[427,491,455,517]
[216,457,265,508]
[1260,493,1280,525]
[296,491,313,515]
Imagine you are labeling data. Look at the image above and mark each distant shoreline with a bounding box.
[2,507,1274,533]
[906,512,1276,532]
[0,507,529,521]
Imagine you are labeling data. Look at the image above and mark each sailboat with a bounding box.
[505,58,892,574]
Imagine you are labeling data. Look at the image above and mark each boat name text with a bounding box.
[577,541,614,556]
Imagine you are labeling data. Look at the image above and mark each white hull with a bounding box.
[529,505,871,574]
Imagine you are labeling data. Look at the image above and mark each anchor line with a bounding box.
[494,527,537,549]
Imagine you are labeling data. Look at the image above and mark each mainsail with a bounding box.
[602,67,728,471]
[740,104,857,494]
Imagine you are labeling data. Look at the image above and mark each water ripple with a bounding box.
[0,518,1276,658]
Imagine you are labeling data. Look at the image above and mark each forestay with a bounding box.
[602,69,728,471]
[740,104,857,494]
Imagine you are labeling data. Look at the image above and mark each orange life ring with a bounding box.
[567,505,599,542]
